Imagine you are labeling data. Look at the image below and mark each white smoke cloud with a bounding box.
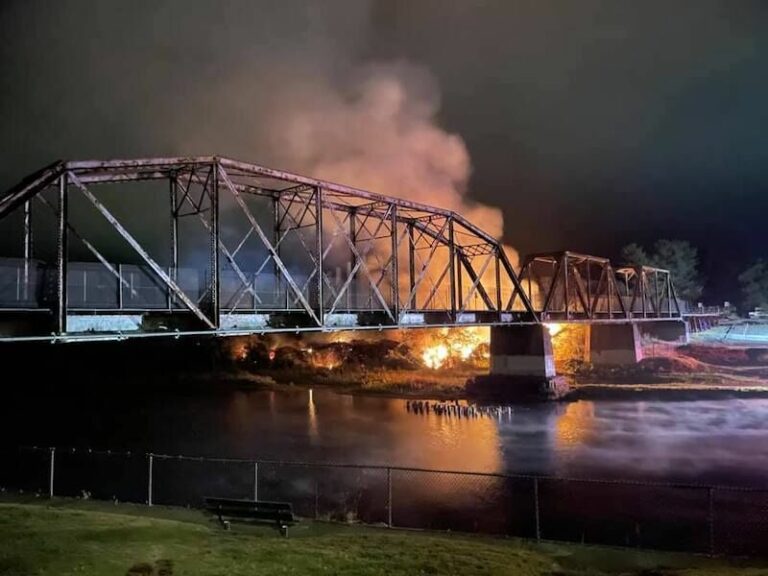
[263,62,508,250]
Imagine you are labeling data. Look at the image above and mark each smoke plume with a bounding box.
[254,61,518,266]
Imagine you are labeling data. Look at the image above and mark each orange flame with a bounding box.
[546,323,564,337]
[420,327,489,370]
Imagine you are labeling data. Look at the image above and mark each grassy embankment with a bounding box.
[0,498,766,575]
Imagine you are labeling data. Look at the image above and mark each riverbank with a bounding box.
[4,334,767,403]
[220,366,483,399]
[1,498,764,575]
[219,341,768,402]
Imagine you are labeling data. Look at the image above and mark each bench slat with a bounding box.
[204,497,295,525]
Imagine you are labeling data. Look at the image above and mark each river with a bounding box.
[3,386,767,486]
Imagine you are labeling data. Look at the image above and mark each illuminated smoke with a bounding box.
[264,61,519,268]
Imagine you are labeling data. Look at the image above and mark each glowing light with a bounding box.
[420,327,489,369]
[546,323,563,337]
[423,344,450,369]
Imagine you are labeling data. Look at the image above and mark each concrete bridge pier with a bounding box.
[490,325,556,378]
[589,323,643,365]
[469,325,567,400]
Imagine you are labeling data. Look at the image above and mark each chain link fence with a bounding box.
[1,446,766,557]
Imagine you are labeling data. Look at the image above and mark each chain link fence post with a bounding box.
[48,447,55,498]
[387,467,393,528]
[147,453,153,506]
[314,477,319,520]
[253,462,258,501]
[533,477,541,542]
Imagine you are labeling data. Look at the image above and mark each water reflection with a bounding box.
[3,389,768,485]
[308,389,318,442]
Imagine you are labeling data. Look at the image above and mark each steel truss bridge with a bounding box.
[0,157,682,342]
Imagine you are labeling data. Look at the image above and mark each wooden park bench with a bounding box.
[203,497,295,536]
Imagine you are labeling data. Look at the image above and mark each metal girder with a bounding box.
[0,161,64,220]
[327,205,395,322]
[56,173,68,334]
[69,173,215,329]
[520,252,679,321]
[218,165,322,326]
[616,265,681,319]
[180,172,263,307]
[36,194,138,300]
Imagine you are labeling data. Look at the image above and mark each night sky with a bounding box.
[1,1,766,302]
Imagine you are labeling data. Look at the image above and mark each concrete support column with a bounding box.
[640,320,690,344]
[589,323,643,365]
[490,325,556,378]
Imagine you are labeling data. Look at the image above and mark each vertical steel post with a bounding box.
[147,454,154,506]
[495,249,502,313]
[448,217,456,317]
[708,487,715,555]
[349,209,357,309]
[346,261,352,311]
[273,196,281,308]
[527,267,532,307]
[209,162,220,327]
[387,467,393,528]
[315,187,324,324]
[533,477,541,541]
[456,251,463,313]
[607,266,614,317]
[586,261,592,318]
[48,447,55,498]
[253,462,259,501]
[407,222,415,309]
[390,205,399,319]
[667,276,673,317]
[56,173,68,334]
[23,200,32,301]
[117,264,124,310]
[563,254,570,318]
[169,176,179,308]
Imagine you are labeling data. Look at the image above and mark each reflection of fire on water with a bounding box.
[419,327,490,370]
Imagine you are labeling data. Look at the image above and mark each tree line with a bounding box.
[619,240,767,312]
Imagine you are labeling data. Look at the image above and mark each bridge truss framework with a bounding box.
[0,157,683,342]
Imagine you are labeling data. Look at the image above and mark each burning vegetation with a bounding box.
[224,324,592,379]
[223,326,492,376]
[419,327,490,370]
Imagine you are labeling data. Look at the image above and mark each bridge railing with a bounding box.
[2,445,766,557]
[0,257,511,316]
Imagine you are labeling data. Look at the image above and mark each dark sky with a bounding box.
[1,0,766,302]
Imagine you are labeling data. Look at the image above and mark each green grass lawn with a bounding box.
[0,499,766,575]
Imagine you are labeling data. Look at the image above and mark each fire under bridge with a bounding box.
[0,156,692,382]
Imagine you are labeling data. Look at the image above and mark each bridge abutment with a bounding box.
[589,323,643,365]
[639,320,690,344]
